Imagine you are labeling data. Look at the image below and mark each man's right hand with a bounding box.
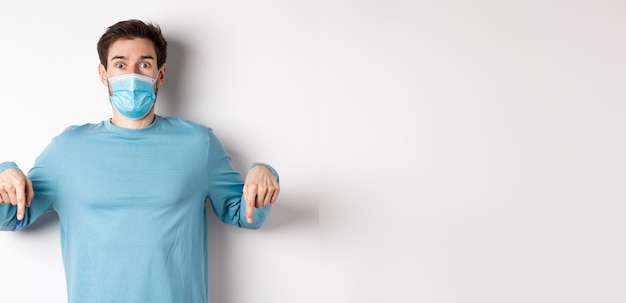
[0,168,34,221]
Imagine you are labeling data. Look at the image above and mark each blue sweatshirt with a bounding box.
[0,115,276,303]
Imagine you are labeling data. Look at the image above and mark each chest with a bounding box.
[54,140,208,217]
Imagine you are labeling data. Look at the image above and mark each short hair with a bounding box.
[97,19,168,69]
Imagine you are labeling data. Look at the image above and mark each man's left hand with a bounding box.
[243,165,280,223]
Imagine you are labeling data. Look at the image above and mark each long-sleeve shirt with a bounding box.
[0,115,276,303]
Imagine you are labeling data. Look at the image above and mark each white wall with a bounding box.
[2,1,626,303]
[318,1,626,303]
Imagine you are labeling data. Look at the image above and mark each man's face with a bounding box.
[99,37,165,91]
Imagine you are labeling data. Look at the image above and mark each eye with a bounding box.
[115,63,125,69]
[139,62,151,69]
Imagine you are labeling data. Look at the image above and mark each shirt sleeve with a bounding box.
[205,129,276,229]
[0,141,58,231]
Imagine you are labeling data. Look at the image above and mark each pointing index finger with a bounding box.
[15,184,26,221]
[244,186,256,224]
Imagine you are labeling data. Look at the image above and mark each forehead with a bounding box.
[108,38,157,61]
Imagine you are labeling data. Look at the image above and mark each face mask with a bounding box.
[108,73,156,120]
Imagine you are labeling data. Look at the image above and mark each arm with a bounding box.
[0,162,54,231]
[205,130,280,229]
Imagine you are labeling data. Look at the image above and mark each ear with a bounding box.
[156,63,166,87]
[98,64,109,86]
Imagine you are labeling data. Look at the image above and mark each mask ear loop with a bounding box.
[104,71,114,98]
[154,67,165,94]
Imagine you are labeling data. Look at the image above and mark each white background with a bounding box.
[1,1,625,303]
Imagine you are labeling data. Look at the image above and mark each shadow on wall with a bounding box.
[207,193,319,303]
[157,36,190,118]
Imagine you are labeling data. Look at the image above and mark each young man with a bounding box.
[0,19,280,302]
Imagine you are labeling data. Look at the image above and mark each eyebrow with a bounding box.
[110,55,155,61]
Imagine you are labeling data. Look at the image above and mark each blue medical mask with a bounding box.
[108,73,157,120]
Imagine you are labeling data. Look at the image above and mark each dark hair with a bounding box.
[97,19,168,69]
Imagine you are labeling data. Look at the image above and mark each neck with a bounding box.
[110,113,156,129]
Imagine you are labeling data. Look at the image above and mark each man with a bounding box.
[0,19,280,302]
